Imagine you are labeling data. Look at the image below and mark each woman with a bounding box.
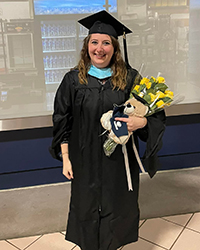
[50,11,165,250]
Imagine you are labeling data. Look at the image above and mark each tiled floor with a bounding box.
[1,212,200,250]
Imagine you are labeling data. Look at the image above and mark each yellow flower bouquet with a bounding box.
[101,72,184,157]
[131,75,174,116]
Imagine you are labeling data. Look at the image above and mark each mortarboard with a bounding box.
[78,10,132,65]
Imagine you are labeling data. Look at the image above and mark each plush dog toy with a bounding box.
[100,95,149,145]
[101,95,149,190]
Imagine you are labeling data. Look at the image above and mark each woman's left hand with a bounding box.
[115,116,147,132]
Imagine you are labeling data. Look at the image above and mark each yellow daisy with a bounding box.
[150,76,156,82]
[149,93,157,102]
[156,100,165,108]
[140,77,149,85]
[145,81,151,89]
[165,90,174,97]
[134,85,140,92]
[157,76,165,83]
[155,91,165,99]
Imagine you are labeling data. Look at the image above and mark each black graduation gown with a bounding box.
[50,67,166,250]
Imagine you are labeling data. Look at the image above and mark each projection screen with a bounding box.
[0,0,199,130]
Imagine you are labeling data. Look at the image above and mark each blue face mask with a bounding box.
[88,65,112,79]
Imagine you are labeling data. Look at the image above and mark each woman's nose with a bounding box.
[96,43,103,52]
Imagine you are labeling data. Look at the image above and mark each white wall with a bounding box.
[0,2,30,20]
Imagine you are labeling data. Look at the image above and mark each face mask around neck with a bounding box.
[88,65,112,79]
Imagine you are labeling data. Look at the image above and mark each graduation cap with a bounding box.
[78,10,132,65]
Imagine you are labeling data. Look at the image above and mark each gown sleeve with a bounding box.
[49,73,74,161]
[127,66,166,177]
[136,110,166,177]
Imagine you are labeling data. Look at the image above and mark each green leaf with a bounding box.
[146,89,156,95]
[150,77,156,83]
[143,94,151,103]
[131,90,138,95]
[162,96,173,103]
[139,84,146,92]
[151,104,157,110]
[151,80,157,89]
[155,83,168,92]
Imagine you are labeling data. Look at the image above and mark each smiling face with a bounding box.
[88,33,114,68]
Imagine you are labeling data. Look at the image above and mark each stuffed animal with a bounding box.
[101,95,149,145]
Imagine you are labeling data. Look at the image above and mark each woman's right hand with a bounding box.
[62,155,74,180]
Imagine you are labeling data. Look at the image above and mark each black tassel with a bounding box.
[123,29,129,65]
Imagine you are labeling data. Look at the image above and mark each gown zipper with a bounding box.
[98,78,109,214]
[99,81,104,215]
[97,80,105,249]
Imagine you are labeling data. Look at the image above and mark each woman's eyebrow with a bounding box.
[90,39,111,42]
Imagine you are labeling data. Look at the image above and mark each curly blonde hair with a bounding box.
[76,35,127,90]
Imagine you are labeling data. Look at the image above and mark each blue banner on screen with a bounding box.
[190,0,200,9]
[34,0,117,15]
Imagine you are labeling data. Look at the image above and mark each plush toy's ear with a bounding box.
[100,110,113,130]
[132,93,148,105]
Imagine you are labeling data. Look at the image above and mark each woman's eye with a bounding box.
[91,40,111,45]
[103,41,111,45]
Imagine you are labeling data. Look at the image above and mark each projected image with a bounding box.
[1,0,200,119]
[188,0,200,86]
[34,0,117,15]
